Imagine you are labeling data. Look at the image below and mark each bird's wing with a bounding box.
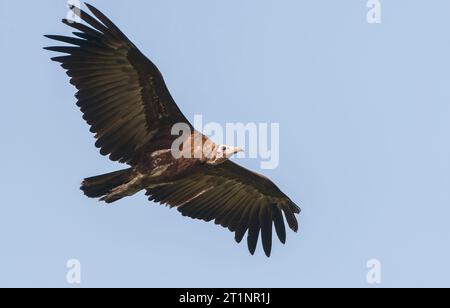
[45,4,191,164]
[145,160,300,257]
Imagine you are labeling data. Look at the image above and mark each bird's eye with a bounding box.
[222,146,227,151]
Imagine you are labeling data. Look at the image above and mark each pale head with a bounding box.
[207,144,244,165]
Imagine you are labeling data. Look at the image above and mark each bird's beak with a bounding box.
[234,147,244,154]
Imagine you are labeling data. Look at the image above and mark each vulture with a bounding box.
[45,3,300,257]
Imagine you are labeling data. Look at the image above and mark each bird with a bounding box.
[44,3,300,257]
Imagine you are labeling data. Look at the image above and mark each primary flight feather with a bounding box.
[45,3,300,257]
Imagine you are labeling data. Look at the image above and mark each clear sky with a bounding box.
[1,0,450,288]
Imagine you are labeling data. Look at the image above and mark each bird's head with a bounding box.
[207,145,244,165]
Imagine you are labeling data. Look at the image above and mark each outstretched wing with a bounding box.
[45,3,191,164]
[146,161,300,257]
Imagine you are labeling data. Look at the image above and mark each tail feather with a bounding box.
[81,168,132,199]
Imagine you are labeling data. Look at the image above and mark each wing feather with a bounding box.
[45,4,192,164]
[146,161,300,257]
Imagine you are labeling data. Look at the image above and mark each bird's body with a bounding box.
[45,3,301,257]
[87,132,221,203]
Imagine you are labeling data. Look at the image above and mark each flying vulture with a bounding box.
[45,3,300,257]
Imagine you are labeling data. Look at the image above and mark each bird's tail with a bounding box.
[81,168,133,202]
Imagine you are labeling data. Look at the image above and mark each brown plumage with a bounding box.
[45,3,300,257]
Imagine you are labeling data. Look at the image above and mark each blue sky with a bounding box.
[1,0,450,287]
